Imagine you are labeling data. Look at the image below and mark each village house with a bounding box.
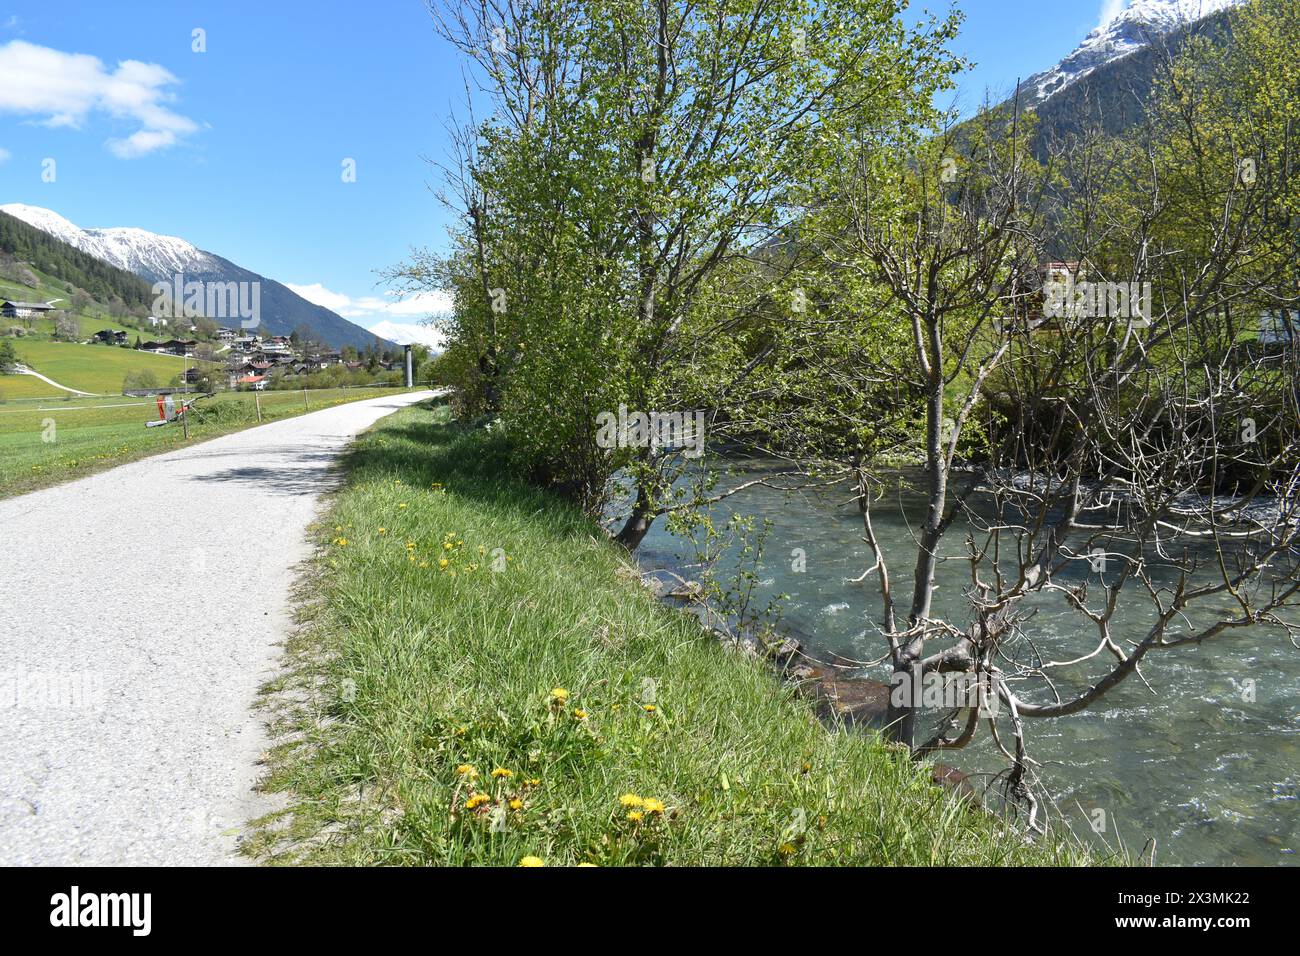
[91,329,129,346]
[1,300,58,320]
[138,339,198,357]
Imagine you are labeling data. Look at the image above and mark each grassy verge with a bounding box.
[0,386,422,499]
[247,401,1091,866]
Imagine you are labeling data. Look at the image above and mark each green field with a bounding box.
[0,386,422,498]
[0,372,70,400]
[3,260,216,396]
[4,340,197,395]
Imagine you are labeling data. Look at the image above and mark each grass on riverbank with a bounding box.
[0,386,422,499]
[247,400,1092,866]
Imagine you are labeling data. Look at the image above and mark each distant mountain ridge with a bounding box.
[0,203,391,350]
[1016,0,1244,106]
[1020,1,1240,155]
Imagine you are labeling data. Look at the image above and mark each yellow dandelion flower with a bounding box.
[642,798,665,815]
[626,810,644,822]
[778,842,797,857]
[525,778,541,787]
[577,862,598,867]
[509,798,523,810]
[491,768,513,779]
[378,528,387,534]
[572,708,588,720]
[439,558,449,569]
[550,688,569,703]
[444,542,453,550]
[398,503,407,509]
[619,794,643,808]
[455,764,477,776]
[642,704,656,713]
[465,793,490,810]
[518,856,544,867]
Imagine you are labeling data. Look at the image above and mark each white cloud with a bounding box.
[108,129,178,159]
[365,320,447,351]
[1098,0,1129,30]
[286,282,452,350]
[0,147,10,164]
[284,282,353,313]
[0,40,197,157]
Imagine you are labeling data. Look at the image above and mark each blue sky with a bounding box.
[0,1,1120,341]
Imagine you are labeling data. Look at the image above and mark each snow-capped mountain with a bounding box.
[0,203,391,350]
[1018,0,1243,105]
[0,203,222,281]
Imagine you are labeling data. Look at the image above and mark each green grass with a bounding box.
[0,387,421,499]
[0,372,68,400]
[8,340,197,394]
[246,401,1093,866]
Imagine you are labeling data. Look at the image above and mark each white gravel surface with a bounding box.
[0,389,434,865]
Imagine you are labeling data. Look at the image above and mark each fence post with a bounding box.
[254,389,262,423]
[303,387,309,412]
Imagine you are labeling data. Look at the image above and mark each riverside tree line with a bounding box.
[400,0,1299,824]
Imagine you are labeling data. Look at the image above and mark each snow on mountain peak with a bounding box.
[0,202,215,280]
[0,203,85,246]
[1019,0,1243,105]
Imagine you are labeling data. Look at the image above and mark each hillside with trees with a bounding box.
[0,209,155,311]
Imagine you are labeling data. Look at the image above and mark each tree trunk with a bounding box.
[614,483,655,551]
[885,660,920,749]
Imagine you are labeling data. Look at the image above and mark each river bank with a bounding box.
[244,402,1090,866]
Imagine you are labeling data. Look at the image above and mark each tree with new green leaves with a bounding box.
[414,0,962,529]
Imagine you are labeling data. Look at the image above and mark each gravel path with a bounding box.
[0,389,434,865]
